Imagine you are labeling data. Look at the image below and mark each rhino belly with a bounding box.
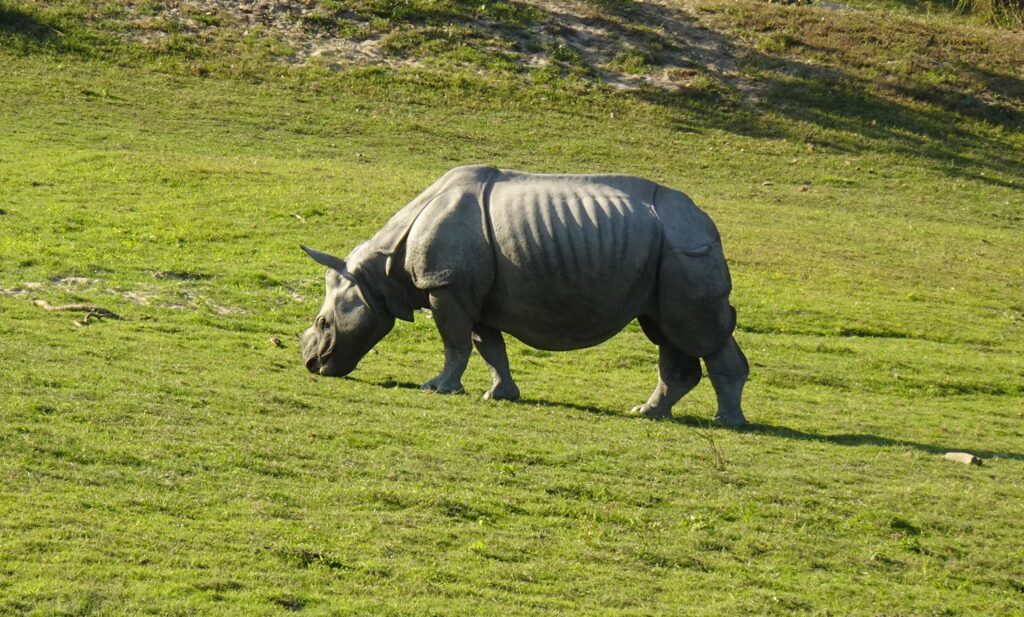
[480,179,660,350]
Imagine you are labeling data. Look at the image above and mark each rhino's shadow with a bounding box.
[519,397,617,418]
[715,419,1024,463]
[527,402,1024,463]
[353,381,1023,463]
[352,377,423,391]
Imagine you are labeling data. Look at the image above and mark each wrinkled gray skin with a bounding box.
[301,165,749,425]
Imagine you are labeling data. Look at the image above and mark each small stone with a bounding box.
[944,452,982,466]
[270,336,284,348]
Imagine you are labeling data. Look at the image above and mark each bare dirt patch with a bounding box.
[531,0,749,89]
[1,276,246,318]
[119,0,752,92]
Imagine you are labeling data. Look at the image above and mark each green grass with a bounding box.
[2,0,1023,615]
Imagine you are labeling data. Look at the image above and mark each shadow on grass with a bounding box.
[415,0,1024,188]
[738,420,1024,462]
[520,397,619,417]
[351,381,629,416]
[556,407,1024,463]
[562,1,1024,190]
[0,4,63,45]
[300,0,1024,191]
[636,57,1023,192]
[351,376,423,390]
[0,3,118,60]
[348,379,1022,462]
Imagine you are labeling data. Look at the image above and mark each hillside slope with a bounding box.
[6,0,1024,99]
[5,0,1023,184]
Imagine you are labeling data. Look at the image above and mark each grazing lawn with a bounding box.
[1,0,1022,614]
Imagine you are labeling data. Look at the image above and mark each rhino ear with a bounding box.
[301,245,346,273]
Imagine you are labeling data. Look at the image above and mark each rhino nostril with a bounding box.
[305,356,320,373]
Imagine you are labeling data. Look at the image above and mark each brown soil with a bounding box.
[122,0,753,91]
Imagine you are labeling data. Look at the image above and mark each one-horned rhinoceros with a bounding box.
[300,165,749,425]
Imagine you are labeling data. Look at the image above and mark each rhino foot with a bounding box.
[421,378,465,395]
[630,404,672,420]
[483,382,520,402]
[712,411,747,428]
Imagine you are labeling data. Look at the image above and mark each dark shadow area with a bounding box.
[668,413,720,428]
[346,384,634,417]
[0,4,64,46]
[348,376,1021,462]
[842,0,957,15]
[485,0,1024,190]
[519,396,621,418]
[350,376,423,391]
[665,414,1023,462]
[741,420,1024,462]
[631,40,1023,191]
[6,0,1019,194]
[0,3,116,61]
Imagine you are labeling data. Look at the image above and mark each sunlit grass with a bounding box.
[1,0,1022,614]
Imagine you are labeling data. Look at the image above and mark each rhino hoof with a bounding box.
[421,381,465,395]
[483,385,520,402]
[713,412,747,428]
[630,404,672,420]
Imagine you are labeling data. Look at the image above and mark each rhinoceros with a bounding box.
[300,165,748,425]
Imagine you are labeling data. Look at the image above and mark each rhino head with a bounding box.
[300,245,395,377]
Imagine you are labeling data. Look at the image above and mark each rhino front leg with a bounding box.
[632,341,702,419]
[703,335,748,427]
[472,325,520,401]
[631,316,701,419]
[421,289,472,394]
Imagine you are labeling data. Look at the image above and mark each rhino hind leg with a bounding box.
[421,289,472,394]
[632,316,702,419]
[651,250,748,425]
[472,325,521,401]
[703,335,748,427]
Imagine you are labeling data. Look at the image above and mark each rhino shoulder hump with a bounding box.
[652,185,720,253]
[369,166,498,256]
[441,164,500,184]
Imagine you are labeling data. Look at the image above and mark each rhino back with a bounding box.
[481,171,663,349]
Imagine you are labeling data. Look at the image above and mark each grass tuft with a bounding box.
[955,0,1024,26]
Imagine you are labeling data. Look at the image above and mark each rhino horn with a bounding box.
[300,245,347,273]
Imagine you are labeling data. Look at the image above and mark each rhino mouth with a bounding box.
[304,349,358,377]
[308,355,357,377]
[302,329,332,372]
[302,329,360,377]
[304,354,324,373]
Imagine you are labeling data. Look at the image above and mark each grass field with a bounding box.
[1,0,1023,614]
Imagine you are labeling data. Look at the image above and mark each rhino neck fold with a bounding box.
[350,248,424,322]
